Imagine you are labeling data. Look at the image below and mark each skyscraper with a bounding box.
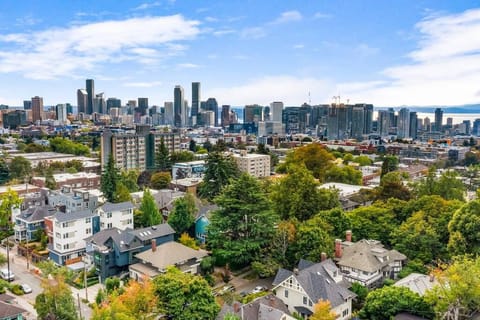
[434,108,443,132]
[106,98,121,114]
[164,102,174,125]
[86,79,95,115]
[56,104,68,124]
[94,93,106,114]
[221,105,231,127]
[244,104,263,123]
[23,100,32,110]
[270,101,284,122]
[378,110,391,136]
[350,105,365,140]
[174,85,184,127]
[409,112,418,140]
[397,108,410,139]
[205,98,218,127]
[77,89,87,114]
[138,98,149,116]
[31,96,43,123]
[191,82,200,119]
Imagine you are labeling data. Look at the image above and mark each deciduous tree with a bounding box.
[150,171,172,190]
[168,193,196,235]
[35,275,79,320]
[310,300,337,320]
[448,199,480,256]
[293,216,334,262]
[138,189,161,227]
[8,156,31,180]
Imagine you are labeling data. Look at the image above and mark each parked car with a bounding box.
[0,269,15,281]
[20,284,32,294]
[250,285,267,294]
[214,285,235,296]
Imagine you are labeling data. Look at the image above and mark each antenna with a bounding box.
[308,91,311,105]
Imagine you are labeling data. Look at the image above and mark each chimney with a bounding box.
[233,302,241,313]
[335,239,343,258]
[321,252,327,262]
[429,274,435,282]
[293,268,299,275]
[346,230,352,242]
[151,239,157,252]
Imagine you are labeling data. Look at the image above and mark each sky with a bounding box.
[0,0,479,108]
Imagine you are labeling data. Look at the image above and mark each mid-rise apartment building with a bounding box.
[233,151,270,178]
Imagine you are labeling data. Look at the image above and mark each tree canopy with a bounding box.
[279,143,334,181]
[447,199,480,256]
[138,189,161,227]
[198,151,240,200]
[35,275,79,320]
[168,193,197,235]
[8,156,32,180]
[101,154,119,203]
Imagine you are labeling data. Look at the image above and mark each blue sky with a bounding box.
[0,0,479,107]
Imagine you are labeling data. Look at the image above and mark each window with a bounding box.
[303,296,307,305]
[107,223,112,228]
[309,300,313,307]
[86,228,92,234]
[85,217,91,223]
[284,290,288,298]
[107,212,112,218]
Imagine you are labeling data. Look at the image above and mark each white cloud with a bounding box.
[213,29,235,36]
[123,81,163,88]
[293,44,305,49]
[177,63,201,68]
[340,8,480,106]
[270,10,303,24]
[205,16,219,23]
[241,27,267,39]
[206,75,334,105]
[133,1,162,11]
[0,15,200,79]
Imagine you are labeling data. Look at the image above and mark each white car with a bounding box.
[251,286,267,294]
[21,284,32,294]
[0,269,15,281]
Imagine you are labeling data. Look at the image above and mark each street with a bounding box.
[0,243,96,319]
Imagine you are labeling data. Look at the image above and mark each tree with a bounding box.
[325,165,362,185]
[155,137,171,171]
[153,267,219,320]
[0,253,6,266]
[150,171,172,189]
[351,282,368,311]
[310,300,337,320]
[353,155,373,166]
[280,143,334,181]
[359,286,434,320]
[448,199,480,256]
[188,139,197,152]
[198,152,240,200]
[35,275,79,320]
[319,208,350,239]
[101,154,119,203]
[138,189,161,227]
[49,137,90,156]
[168,193,196,235]
[380,155,398,177]
[271,220,296,267]
[425,256,480,319]
[9,156,31,180]
[170,151,195,164]
[413,168,465,201]
[0,188,22,233]
[119,170,140,193]
[115,183,132,203]
[271,165,338,221]
[179,232,199,250]
[293,216,334,262]
[207,174,277,268]
[376,171,411,201]
[45,167,57,190]
[0,158,10,184]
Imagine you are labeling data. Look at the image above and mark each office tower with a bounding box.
[473,119,480,136]
[191,82,200,118]
[258,121,286,136]
[397,108,410,139]
[263,106,271,121]
[77,89,87,114]
[282,107,300,133]
[86,79,94,115]
[463,120,471,135]
[378,110,390,136]
[23,100,32,110]
[409,112,418,140]
[446,117,453,128]
[205,98,218,127]
[94,93,106,114]
[244,104,264,123]
[31,96,43,123]
[174,85,184,127]
[106,98,121,114]
[434,108,443,132]
[359,103,374,134]
[66,103,73,114]
[3,110,27,129]
[351,105,365,140]
[183,100,189,127]
[424,117,431,132]
[221,105,231,127]
[200,111,215,127]
[270,102,283,122]
[56,104,68,124]
[164,102,174,125]
[138,97,148,116]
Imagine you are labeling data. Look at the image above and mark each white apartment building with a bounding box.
[48,186,99,213]
[233,151,271,178]
[95,201,134,231]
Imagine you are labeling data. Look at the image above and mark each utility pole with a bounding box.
[83,255,88,301]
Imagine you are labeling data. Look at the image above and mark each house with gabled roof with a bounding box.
[14,205,57,242]
[0,293,27,320]
[95,201,134,231]
[272,258,356,319]
[217,295,296,320]
[335,231,407,288]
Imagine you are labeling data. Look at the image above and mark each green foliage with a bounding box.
[398,259,428,279]
[179,232,199,250]
[101,154,120,203]
[413,169,465,201]
[105,277,121,294]
[170,150,195,163]
[359,286,434,320]
[425,256,480,318]
[115,183,132,203]
[155,137,171,171]
[138,189,161,227]
[35,275,79,320]
[198,152,240,200]
[293,216,334,262]
[9,156,32,180]
[45,167,57,190]
[376,171,411,201]
[318,208,351,239]
[351,282,368,310]
[0,158,10,184]
[150,171,172,189]
[10,284,24,295]
[119,170,140,193]
[0,188,22,230]
[353,155,373,166]
[325,165,362,185]
[251,258,280,278]
[282,143,334,181]
[448,199,480,256]
[153,267,219,320]
[49,137,90,156]
[207,174,277,268]
[168,193,196,235]
[200,256,214,275]
[0,253,6,266]
[223,313,241,320]
[380,155,398,177]
[271,165,339,221]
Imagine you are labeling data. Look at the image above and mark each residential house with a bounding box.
[194,203,217,244]
[95,201,134,231]
[217,295,295,320]
[0,294,27,320]
[14,206,57,242]
[48,186,99,213]
[335,231,407,288]
[129,241,208,280]
[394,273,438,296]
[86,223,175,281]
[272,259,356,319]
[47,209,100,265]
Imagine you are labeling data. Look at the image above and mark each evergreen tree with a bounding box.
[155,137,171,171]
[139,189,161,227]
[100,154,119,203]
[168,193,196,235]
[198,151,240,200]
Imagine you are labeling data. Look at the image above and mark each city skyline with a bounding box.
[0,1,479,107]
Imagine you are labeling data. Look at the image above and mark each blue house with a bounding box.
[85,223,175,281]
[13,206,57,242]
[194,204,217,244]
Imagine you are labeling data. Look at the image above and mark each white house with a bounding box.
[272,259,356,319]
[95,201,134,231]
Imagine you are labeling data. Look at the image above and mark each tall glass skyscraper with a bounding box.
[174,85,184,127]
[86,79,94,115]
[191,82,200,118]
